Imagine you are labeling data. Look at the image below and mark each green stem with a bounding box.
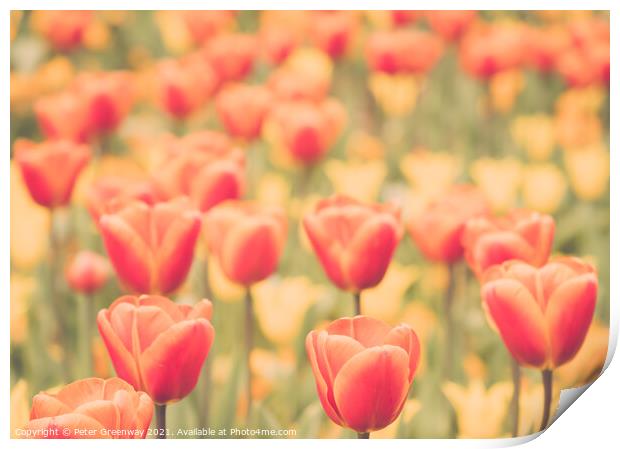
[155,404,167,439]
[510,357,521,437]
[199,257,213,429]
[442,263,456,380]
[357,432,370,439]
[79,294,94,377]
[49,209,69,381]
[245,288,254,421]
[539,369,553,432]
[353,291,362,316]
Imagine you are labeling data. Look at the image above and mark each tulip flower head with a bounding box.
[462,209,555,279]
[97,295,215,404]
[66,251,109,295]
[309,11,359,59]
[24,377,153,439]
[306,316,420,434]
[99,198,201,294]
[203,201,287,286]
[215,83,273,141]
[481,257,597,369]
[86,177,157,225]
[204,33,257,82]
[14,139,91,209]
[304,195,403,292]
[425,10,477,42]
[30,10,93,52]
[34,91,91,143]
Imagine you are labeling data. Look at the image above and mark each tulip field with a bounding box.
[9,10,610,440]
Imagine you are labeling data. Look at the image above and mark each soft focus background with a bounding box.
[10,10,610,439]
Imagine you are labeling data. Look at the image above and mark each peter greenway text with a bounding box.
[14,427,298,438]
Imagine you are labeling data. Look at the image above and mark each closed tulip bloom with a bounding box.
[99,198,201,294]
[14,139,90,209]
[24,377,153,439]
[180,10,235,45]
[303,195,403,292]
[31,10,93,52]
[66,251,109,295]
[366,30,444,75]
[153,131,245,211]
[215,84,272,140]
[462,210,555,279]
[85,177,156,225]
[34,91,90,143]
[425,10,477,42]
[97,295,215,404]
[408,185,489,264]
[306,316,420,434]
[203,201,287,286]
[481,258,597,369]
[204,33,257,82]
[309,11,359,59]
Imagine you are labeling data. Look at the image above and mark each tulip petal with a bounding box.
[135,305,176,351]
[472,231,533,275]
[73,399,120,432]
[303,214,348,289]
[97,310,141,390]
[24,413,108,439]
[333,345,410,433]
[30,394,71,419]
[383,325,421,382]
[138,295,186,322]
[185,299,213,321]
[55,378,105,409]
[327,316,391,347]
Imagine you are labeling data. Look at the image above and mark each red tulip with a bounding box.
[481,257,597,369]
[462,209,555,279]
[23,377,152,439]
[66,251,109,295]
[366,29,444,74]
[97,295,215,404]
[306,316,420,434]
[525,26,570,74]
[155,54,218,120]
[309,11,359,59]
[407,185,489,264]
[32,10,93,52]
[390,11,420,27]
[179,10,235,45]
[203,201,287,286]
[14,139,90,209]
[153,131,245,211]
[204,33,257,82]
[215,83,272,140]
[34,91,90,143]
[99,198,201,294]
[270,99,346,165]
[425,10,477,42]
[268,67,329,102]
[303,195,402,292]
[85,177,156,225]
[259,27,299,65]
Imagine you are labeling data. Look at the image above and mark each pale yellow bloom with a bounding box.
[11,380,30,438]
[489,69,524,114]
[10,162,50,270]
[400,301,438,376]
[418,263,450,298]
[522,164,567,214]
[361,262,419,324]
[250,348,296,401]
[369,73,419,117]
[324,159,387,202]
[372,399,422,438]
[400,149,461,199]
[511,114,556,161]
[10,274,34,345]
[463,353,487,381]
[564,145,610,201]
[285,47,333,92]
[207,255,245,303]
[154,11,194,54]
[470,157,523,213]
[345,130,385,161]
[253,276,324,346]
[83,19,110,51]
[555,86,605,117]
[443,380,512,438]
[256,172,291,210]
[554,110,602,152]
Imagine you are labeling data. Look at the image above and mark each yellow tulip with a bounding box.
[489,69,524,114]
[522,164,567,214]
[10,380,30,438]
[564,145,609,201]
[345,130,385,161]
[470,157,523,213]
[10,11,22,41]
[256,172,291,210]
[285,47,333,92]
[250,348,296,401]
[400,301,438,376]
[555,86,605,117]
[83,19,111,51]
[555,110,602,152]
[369,72,419,117]
[511,114,556,161]
[10,274,33,345]
[361,262,419,323]
[324,159,387,202]
[207,255,245,303]
[400,149,461,199]
[153,11,194,54]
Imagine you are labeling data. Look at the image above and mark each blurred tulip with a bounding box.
[256,172,291,209]
[325,159,387,202]
[511,114,556,161]
[268,66,329,102]
[30,10,93,51]
[525,25,569,73]
[285,46,334,92]
[34,91,90,143]
[203,201,287,286]
[345,131,385,161]
[66,251,109,295]
[179,10,235,45]
[463,209,555,279]
[98,295,214,404]
[522,164,567,214]
[408,185,489,264]
[400,149,461,199]
[366,29,444,74]
[470,157,523,212]
[11,379,30,438]
[153,131,245,211]
[10,11,22,42]
[306,316,420,435]
[309,11,359,59]
[14,139,90,209]
[259,27,299,66]
[564,144,609,201]
[99,198,201,294]
[369,73,419,117]
[10,274,34,345]
[362,262,419,324]
[155,53,218,120]
[425,10,477,42]
[215,83,272,141]
[304,195,402,292]
[85,176,156,224]
[24,378,152,438]
[481,257,597,369]
[400,301,438,376]
[489,69,524,113]
[207,255,245,302]
[204,33,257,82]
[554,109,602,151]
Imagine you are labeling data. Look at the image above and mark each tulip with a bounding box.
[23,377,153,439]
[153,131,245,212]
[30,10,93,52]
[66,251,109,295]
[204,33,257,82]
[215,83,272,141]
[303,195,402,312]
[14,139,90,209]
[86,177,156,226]
[99,198,201,294]
[309,11,359,59]
[481,257,597,430]
[267,66,329,102]
[524,26,569,74]
[179,10,235,45]
[425,10,477,42]
[34,91,91,143]
[462,209,555,279]
[306,316,420,437]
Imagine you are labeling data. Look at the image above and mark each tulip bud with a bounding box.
[66,251,109,295]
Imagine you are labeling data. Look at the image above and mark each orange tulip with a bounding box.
[462,210,555,279]
[31,10,93,52]
[407,185,489,264]
[306,316,420,434]
[309,11,358,59]
[179,10,235,45]
[203,200,287,286]
[215,83,272,140]
[97,295,215,404]
[34,91,90,143]
[259,26,299,65]
[390,11,420,27]
[99,198,201,294]
[425,10,477,42]
[366,29,444,75]
[14,139,90,209]
[204,33,257,82]
[270,99,346,165]
[23,377,152,439]
[525,25,570,74]
[267,66,329,102]
[481,257,597,369]
[86,177,156,224]
[303,195,403,292]
[155,53,218,120]
[153,131,245,211]
[66,251,109,295]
